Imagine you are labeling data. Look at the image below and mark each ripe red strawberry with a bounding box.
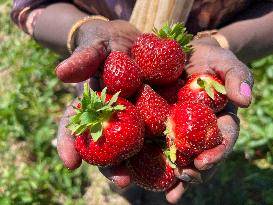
[175,151,193,167]
[102,51,142,98]
[178,73,227,112]
[135,84,170,137]
[127,141,178,191]
[165,102,222,167]
[131,23,192,85]
[154,79,185,104]
[67,83,144,166]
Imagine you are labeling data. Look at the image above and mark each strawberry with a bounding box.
[67,83,144,166]
[164,143,193,168]
[165,102,222,167]
[135,84,170,137]
[127,141,177,191]
[102,51,142,98]
[131,23,192,85]
[178,73,227,112]
[154,78,185,104]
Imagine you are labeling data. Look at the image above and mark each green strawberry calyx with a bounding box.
[197,78,227,100]
[164,145,177,169]
[153,22,193,53]
[66,83,125,141]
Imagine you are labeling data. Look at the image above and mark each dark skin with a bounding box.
[30,2,273,204]
[55,19,252,204]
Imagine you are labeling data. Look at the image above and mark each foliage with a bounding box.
[237,56,273,164]
[0,2,88,204]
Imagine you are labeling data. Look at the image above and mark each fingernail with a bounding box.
[240,82,251,97]
[177,173,192,182]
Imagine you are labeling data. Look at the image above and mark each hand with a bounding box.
[56,37,254,204]
[55,20,140,83]
[166,37,254,203]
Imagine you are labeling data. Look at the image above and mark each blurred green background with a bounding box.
[0,1,272,205]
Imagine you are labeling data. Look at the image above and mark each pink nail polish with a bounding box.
[240,82,251,97]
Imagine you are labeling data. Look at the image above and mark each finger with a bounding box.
[194,110,239,170]
[174,167,203,184]
[89,76,101,91]
[57,101,82,169]
[55,47,106,83]
[110,20,140,54]
[99,162,131,189]
[110,36,136,54]
[165,182,188,204]
[194,144,226,170]
[200,166,219,183]
[209,50,254,108]
[75,76,101,96]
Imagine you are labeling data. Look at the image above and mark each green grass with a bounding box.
[0,1,273,205]
[0,2,88,204]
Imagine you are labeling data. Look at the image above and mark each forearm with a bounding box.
[33,3,88,56]
[219,2,273,63]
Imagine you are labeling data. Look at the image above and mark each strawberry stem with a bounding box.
[197,78,227,100]
[164,145,177,169]
[66,83,125,141]
[153,22,193,53]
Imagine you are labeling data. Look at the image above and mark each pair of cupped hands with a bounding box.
[56,20,253,204]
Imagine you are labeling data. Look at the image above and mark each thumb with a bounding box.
[99,162,131,188]
[56,47,106,83]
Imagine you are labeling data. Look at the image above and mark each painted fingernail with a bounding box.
[240,82,251,97]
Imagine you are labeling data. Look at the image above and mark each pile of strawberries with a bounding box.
[67,23,227,191]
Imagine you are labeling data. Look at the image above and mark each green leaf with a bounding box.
[101,87,107,104]
[113,104,126,111]
[158,28,167,38]
[97,104,125,112]
[79,111,96,124]
[204,81,215,100]
[211,80,227,95]
[68,113,82,125]
[90,123,103,141]
[107,91,121,106]
[90,88,97,107]
[67,84,124,137]
[163,128,169,136]
[154,22,193,53]
[165,152,177,169]
[67,123,87,135]
[81,83,92,109]
[164,144,177,168]
[169,145,177,163]
[162,23,171,35]
[74,124,88,135]
[66,123,80,133]
[96,105,111,112]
